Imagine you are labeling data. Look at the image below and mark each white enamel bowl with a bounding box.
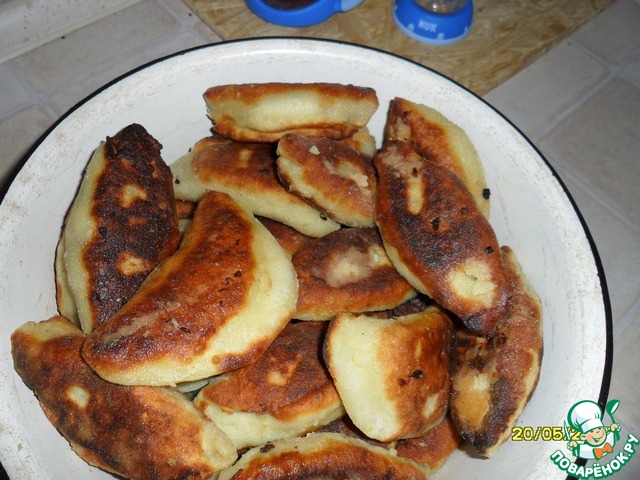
[0,38,611,479]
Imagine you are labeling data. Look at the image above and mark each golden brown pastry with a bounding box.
[204,83,379,143]
[293,227,416,320]
[258,216,314,256]
[449,246,543,457]
[385,97,490,218]
[59,124,179,334]
[374,141,511,335]
[11,316,237,479]
[216,432,430,480]
[277,133,377,227]
[82,190,298,386]
[394,415,462,471]
[338,127,378,159]
[318,414,461,471]
[194,322,344,449]
[171,136,340,237]
[324,308,452,442]
[55,229,78,325]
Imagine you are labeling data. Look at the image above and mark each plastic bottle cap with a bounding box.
[245,0,365,28]
[393,0,474,45]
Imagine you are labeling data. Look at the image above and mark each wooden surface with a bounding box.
[182,0,612,95]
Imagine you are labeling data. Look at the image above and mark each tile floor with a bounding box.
[0,0,638,478]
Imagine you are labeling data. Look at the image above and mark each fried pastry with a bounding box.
[394,415,462,471]
[374,141,511,335]
[385,97,490,218]
[11,316,237,479]
[171,136,339,237]
[216,432,430,480]
[324,308,452,442]
[82,190,298,386]
[338,127,378,159]
[55,229,78,325]
[293,227,416,320]
[277,134,377,227]
[204,82,379,143]
[449,246,543,457]
[60,124,179,334]
[318,414,460,471]
[258,216,314,256]
[194,322,343,449]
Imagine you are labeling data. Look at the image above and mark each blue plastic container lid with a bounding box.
[245,0,365,28]
[393,0,474,45]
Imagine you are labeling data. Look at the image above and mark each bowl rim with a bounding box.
[0,37,613,479]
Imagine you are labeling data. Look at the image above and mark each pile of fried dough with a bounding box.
[10,83,543,480]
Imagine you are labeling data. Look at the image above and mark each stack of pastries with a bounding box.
[11,83,542,480]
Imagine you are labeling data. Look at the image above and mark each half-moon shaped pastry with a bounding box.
[204,83,379,143]
[449,246,543,457]
[11,316,237,479]
[171,136,339,237]
[277,134,377,227]
[324,308,452,442]
[385,97,490,218]
[194,321,343,449]
[374,141,511,335]
[258,216,314,257]
[55,229,78,325]
[60,124,179,334]
[293,227,416,321]
[216,432,429,480]
[318,414,461,472]
[394,415,462,471]
[82,190,298,386]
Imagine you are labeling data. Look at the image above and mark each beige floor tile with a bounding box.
[608,312,640,432]
[572,0,640,66]
[0,62,31,116]
[49,29,216,115]
[561,177,640,327]
[621,53,640,87]
[11,0,180,93]
[537,77,640,228]
[483,40,609,140]
[0,106,56,190]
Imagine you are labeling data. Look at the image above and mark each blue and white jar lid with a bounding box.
[393,0,474,45]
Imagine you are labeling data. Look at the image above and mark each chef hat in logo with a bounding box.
[568,400,604,433]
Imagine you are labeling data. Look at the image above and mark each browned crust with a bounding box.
[11,316,235,479]
[318,414,461,471]
[394,416,462,470]
[449,246,543,457]
[258,217,314,256]
[198,322,338,422]
[379,309,452,438]
[82,191,258,369]
[176,199,197,219]
[374,141,511,334]
[204,83,379,142]
[188,137,283,195]
[386,97,468,183]
[78,123,179,329]
[293,228,416,319]
[276,134,377,227]
[222,434,428,480]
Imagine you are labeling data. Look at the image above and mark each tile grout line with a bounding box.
[551,161,640,235]
[529,36,640,144]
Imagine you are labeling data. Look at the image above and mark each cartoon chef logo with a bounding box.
[550,399,638,478]
[566,400,621,460]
